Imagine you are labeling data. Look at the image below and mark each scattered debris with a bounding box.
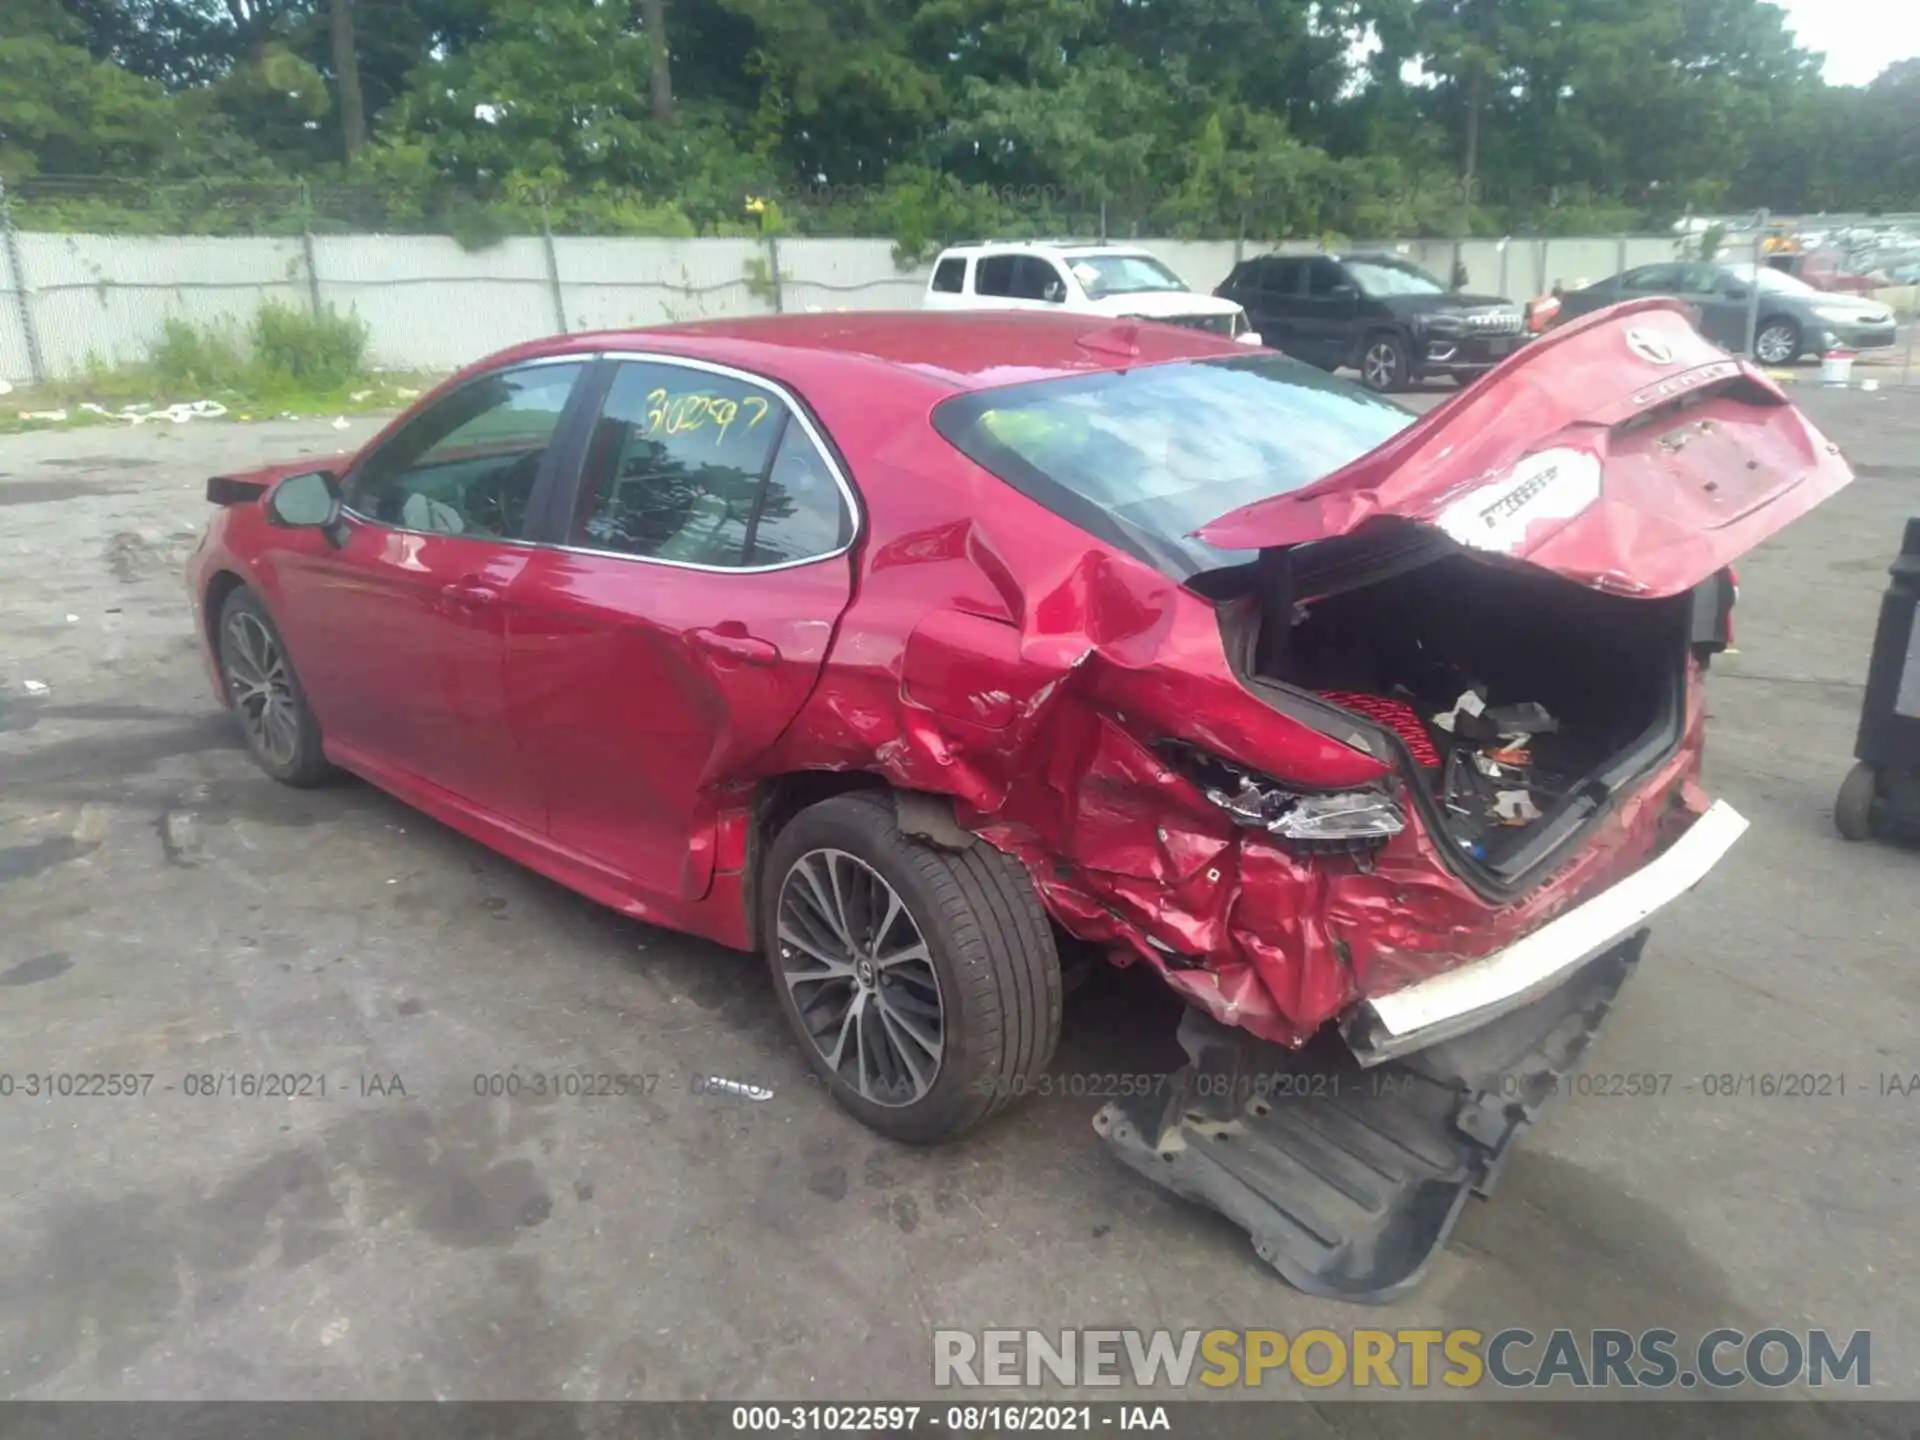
[0,379,11,396]
[19,409,68,423]
[698,1076,775,1101]
[1492,790,1543,826]
[349,389,373,402]
[63,614,78,624]
[1432,688,1487,733]
[331,416,351,430]
[22,680,49,696]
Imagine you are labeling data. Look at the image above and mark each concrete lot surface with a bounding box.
[0,383,1916,1429]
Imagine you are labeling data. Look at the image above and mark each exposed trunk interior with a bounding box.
[1249,544,1692,881]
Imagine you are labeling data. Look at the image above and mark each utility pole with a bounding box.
[330,0,368,159]
[637,0,674,123]
[1746,208,1769,361]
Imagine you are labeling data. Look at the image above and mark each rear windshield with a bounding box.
[931,354,1412,576]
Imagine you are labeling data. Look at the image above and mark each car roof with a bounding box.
[472,310,1247,397]
[935,240,1157,259]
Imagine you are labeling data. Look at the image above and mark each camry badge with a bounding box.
[1626,328,1677,365]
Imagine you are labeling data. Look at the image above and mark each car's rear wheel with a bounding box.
[1754,318,1802,366]
[762,792,1062,1143]
[217,587,331,787]
[1359,332,1411,392]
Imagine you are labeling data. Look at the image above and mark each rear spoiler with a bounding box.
[207,475,270,506]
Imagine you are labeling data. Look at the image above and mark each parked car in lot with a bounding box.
[187,302,1848,1297]
[1214,250,1530,391]
[924,239,1261,342]
[1554,261,1898,364]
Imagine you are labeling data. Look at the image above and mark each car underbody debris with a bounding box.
[1094,931,1647,1303]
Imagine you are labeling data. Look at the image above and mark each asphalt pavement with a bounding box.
[0,384,1915,1423]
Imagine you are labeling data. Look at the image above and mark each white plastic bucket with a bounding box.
[1820,350,1856,385]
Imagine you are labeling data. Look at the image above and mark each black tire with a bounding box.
[761,791,1063,1144]
[1358,331,1413,393]
[1834,762,1880,842]
[216,587,332,787]
[1753,317,1803,367]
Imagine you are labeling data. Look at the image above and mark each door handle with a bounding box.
[691,626,780,667]
[440,576,499,609]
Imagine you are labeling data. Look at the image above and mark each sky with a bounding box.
[1767,0,1920,86]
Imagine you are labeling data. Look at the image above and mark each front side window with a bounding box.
[934,354,1413,575]
[1305,258,1350,297]
[572,362,847,568]
[345,362,584,538]
[1014,257,1068,302]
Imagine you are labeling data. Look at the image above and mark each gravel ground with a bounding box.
[0,387,1916,1426]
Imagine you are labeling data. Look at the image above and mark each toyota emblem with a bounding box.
[1626,328,1677,365]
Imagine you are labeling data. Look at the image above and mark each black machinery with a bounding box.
[1835,517,1920,843]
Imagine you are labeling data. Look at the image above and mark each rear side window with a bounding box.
[932,356,1412,575]
[1621,265,1684,294]
[931,257,966,293]
[572,361,849,569]
[1259,258,1303,295]
[975,256,1018,297]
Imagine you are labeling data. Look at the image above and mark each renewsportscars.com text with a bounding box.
[933,1327,1871,1390]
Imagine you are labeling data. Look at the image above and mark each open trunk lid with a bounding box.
[1194,298,1855,597]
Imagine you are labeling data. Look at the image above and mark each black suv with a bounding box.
[1215,252,1530,392]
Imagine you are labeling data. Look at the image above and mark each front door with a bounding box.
[508,356,858,904]
[270,358,589,832]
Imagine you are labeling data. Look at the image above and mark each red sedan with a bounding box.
[186,301,1848,1298]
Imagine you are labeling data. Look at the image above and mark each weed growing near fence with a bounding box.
[4,302,434,432]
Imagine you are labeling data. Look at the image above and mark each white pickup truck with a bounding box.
[923,239,1262,344]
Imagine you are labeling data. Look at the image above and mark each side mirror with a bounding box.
[1236,330,1264,347]
[1722,284,1750,301]
[1042,281,1067,304]
[267,469,348,547]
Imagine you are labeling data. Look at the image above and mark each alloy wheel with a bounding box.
[1362,340,1401,389]
[224,611,299,768]
[775,848,945,1107]
[1755,325,1797,365]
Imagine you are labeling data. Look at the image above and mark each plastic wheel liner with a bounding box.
[1094,933,1647,1303]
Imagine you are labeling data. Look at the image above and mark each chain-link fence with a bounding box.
[2,176,1913,386]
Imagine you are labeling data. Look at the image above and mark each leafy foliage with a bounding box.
[3,0,1917,244]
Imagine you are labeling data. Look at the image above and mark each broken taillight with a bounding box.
[1161,743,1407,851]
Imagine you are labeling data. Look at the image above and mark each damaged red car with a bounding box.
[186,299,1849,1300]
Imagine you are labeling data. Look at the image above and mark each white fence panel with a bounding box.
[780,239,925,312]
[315,235,556,370]
[0,234,31,384]
[0,228,1726,385]
[556,236,768,331]
[20,233,306,378]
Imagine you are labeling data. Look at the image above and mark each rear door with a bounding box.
[507,355,858,903]
[269,358,589,831]
[1246,258,1308,356]
[1297,257,1359,368]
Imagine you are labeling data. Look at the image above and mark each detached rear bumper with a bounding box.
[1344,800,1749,1066]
